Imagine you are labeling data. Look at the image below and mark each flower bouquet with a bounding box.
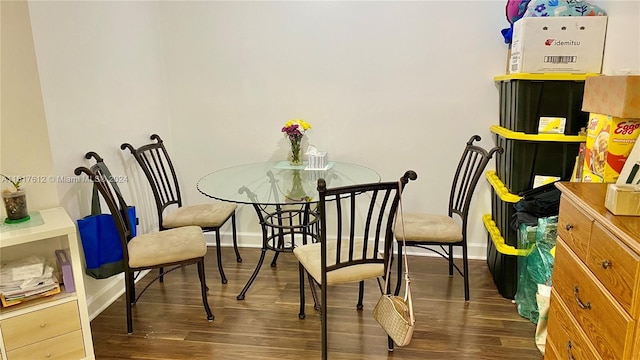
[282,119,311,166]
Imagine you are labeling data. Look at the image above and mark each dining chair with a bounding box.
[394,135,503,301]
[75,152,213,334]
[121,134,241,284]
[293,170,417,359]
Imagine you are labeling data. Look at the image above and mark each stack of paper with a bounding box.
[0,255,60,307]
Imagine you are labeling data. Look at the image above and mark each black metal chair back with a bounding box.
[312,170,417,358]
[450,135,504,234]
[76,152,134,263]
[121,134,181,231]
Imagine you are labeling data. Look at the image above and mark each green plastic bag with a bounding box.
[515,216,557,324]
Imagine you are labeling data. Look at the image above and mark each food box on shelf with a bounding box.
[582,113,640,183]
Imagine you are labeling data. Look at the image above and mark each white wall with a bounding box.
[1,0,59,213]
[157,1,508,256]
[9,0,640,317]
[157,0,640,256]
[26,0,171,316]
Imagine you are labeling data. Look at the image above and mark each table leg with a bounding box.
[236,247,267,300]
[237,203,319,300]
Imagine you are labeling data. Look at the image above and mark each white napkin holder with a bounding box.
[306,146,328,170]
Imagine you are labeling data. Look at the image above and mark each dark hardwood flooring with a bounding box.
[90,247,543,360]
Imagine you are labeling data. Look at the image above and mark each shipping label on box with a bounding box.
[582,113,640,183]
[582,75,640,118]
[509,16,607,74]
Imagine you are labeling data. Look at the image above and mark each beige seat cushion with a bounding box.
[163,203,237,228]
[396,212,463,243]
[128,226,206,268]
[293,240,385,286]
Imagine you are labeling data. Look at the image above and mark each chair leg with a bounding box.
[298,263,306,319]
[231,213,242,263]
[463,244,470,302]
[197,258,215,321]
[388,335,395,352]
[215,230,228,284]
[357,281,364,310]
[321,277,328,360]
[309,273,321,312]
[124,271,135,334]
[448,244,454,276]
[128,271,136,306]
[159,267,164,283]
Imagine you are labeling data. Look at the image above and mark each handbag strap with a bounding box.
[90,161,125,215]
[382,180,411,294]
[396,180,415,324]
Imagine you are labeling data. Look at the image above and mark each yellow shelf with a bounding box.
[483,214,532,257]
[493,73,598,81]
[486,171,521,203]
[490,125,587,142]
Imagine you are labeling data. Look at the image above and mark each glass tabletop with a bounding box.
[197,161,381,205]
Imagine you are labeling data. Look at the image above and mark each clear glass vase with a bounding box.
[290,138,303,166]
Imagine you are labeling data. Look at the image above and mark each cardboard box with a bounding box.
[605,184,640,216]
[582,75,640,118]
[509,16,607,74]
[582,113,640,183]
[618,140,640,185]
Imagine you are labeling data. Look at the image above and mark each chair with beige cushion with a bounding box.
[395,135,502,301]
[121,134,241,284]
[294,170,417,359]
[75,152,213,334]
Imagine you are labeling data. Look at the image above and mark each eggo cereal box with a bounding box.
[582,113,640,183]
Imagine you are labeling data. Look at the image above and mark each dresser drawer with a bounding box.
[587,222,640,315]
[558,198,593,262]
[6,329,85,360]
[553,239,635,359]
[544,340,562,360]
[546,290,602,360]
[0,301,81,351]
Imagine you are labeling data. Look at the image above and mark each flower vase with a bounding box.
[289,138,303,166]
[3,189,29,223]
[286,170,308,202]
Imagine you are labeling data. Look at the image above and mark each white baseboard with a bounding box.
[86,270,150,321]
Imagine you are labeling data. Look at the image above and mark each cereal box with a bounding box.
[582,113,640,183]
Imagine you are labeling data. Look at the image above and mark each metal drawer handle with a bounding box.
[40,323,46,328]
[567,341,575,360]
[565,223,573,231]
[602,260,612,269]
[574,285,592,310]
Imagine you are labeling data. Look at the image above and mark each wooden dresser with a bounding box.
[545,183,640,360]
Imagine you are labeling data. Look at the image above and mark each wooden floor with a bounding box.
[90,247,543,360]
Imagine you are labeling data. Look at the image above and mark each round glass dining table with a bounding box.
[197,160,380,300]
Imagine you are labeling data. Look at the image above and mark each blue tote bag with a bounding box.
[77,163,136,279]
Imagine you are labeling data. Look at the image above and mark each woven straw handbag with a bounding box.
[373,180,415,347]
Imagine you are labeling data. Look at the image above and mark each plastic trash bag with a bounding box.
[515,216,557,324]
